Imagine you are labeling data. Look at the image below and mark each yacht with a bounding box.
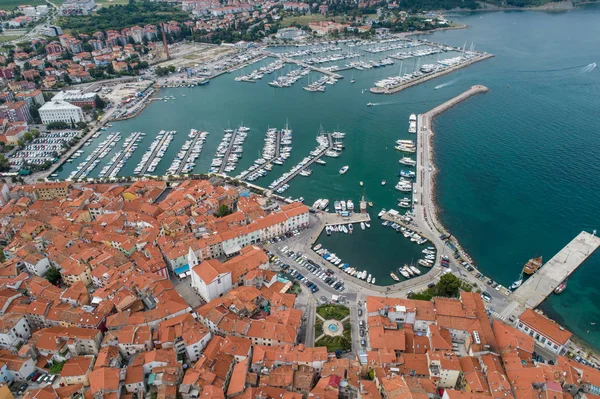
[399,157,417,166]
[360,222,366,230]
[339,165,349,174]
[378,209,386,218]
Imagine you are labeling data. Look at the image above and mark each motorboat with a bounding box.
[339,165,349,174]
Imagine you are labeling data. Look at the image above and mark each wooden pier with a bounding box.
[511,231,600,309]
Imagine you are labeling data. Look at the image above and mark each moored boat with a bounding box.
[523,256,543,275]
[390,272,400,281]
[554,281,567,294]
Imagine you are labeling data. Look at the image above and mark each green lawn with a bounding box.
[0,0,47,9]
[316,304,350,321]
[281,14,347,28]
[95,0,130,6]
[315,335,352,352]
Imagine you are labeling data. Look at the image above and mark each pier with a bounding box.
[138,132,172,175]
[271,134,334,191]
[322,211,371,226]
[271,53,344,80]
[369,53,494,95]
[218,129,239,174]
[415,85,489,261]
[72,133,121,180]
[103,132,143,177]
[175,131,205,175]
[511,232,600,309]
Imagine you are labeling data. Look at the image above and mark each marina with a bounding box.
[237,125,292,182]
[98,131,145,179]
[211,125,250,174]
[167,129,209,175]
[370,52,494,94]
[269,132,338,193]
[69,132,122,180]
[134,130,176,175]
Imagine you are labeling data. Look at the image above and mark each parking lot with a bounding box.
[9,130,80,170]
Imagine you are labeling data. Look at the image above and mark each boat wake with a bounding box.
[367,101,395,107]
[518,63,594,73]
[576,62,597,75]
[434,78,458,90]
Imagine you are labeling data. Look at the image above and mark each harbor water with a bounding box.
[58,5,600,349]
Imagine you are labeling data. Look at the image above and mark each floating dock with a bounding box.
[271,134,334,191]
[175,131,205,175]
[103,131,143,177]
[272,53,344,80]
[370,53,494,95]
[218,129,240,174]
[511,231,600,309]
[138,132,172,175]
[323,212,371,226]
[72,133,121,180]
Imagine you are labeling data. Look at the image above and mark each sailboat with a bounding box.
[509,271,523,290]
[350,71,356,84]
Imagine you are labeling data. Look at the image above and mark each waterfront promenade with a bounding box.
[512,231,600,309]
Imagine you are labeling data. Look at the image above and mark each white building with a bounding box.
[39,100,84,125]
[23,7,37,17]
[517,309,572,355]
[276,27,307,41]
[0,315,31,350]
[36,5,49,15]
[184,329,212,362]
[190,259,232,302]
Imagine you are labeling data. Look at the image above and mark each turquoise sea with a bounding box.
[57,6,600,349]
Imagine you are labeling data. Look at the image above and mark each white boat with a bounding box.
[409,265,421,275]
[365,222,370,228]
[378,209,386,218]
[314,244,322,251]
[367,274,372,283]
[339,165,349,174]
[360,222,365,230]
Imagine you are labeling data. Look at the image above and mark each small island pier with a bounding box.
[511,231,600,309]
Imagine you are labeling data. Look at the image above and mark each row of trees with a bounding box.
[58,0,189,33]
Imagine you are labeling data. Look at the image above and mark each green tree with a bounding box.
[216,204,232,217]
[434,273,462,298]
[44,267,62,286]
[0,155,10,172]
[23,132,33,142]
[95,96,106,109]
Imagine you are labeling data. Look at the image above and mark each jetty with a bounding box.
[271,134,334,191]
[323,212,371,226]
[218,129,239,174]
[370,53,494,95]
[511,232,600,309]
[415,85,489,254]
[271,53,343,80]
[72,133,121,180]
